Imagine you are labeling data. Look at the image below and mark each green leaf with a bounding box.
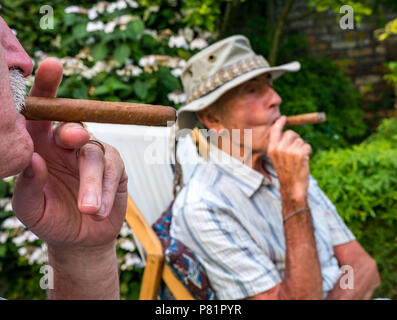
[0,180,7,197]
[133,80,149,100]
[91,42,108,62]
[94,85,111,96]
[127,19,144,41]
[114,44,131,64]
[0,245,7,258]
[72,23,87,39]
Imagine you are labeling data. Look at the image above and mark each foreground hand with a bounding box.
[11,58,128,250]
[267,116,312,200]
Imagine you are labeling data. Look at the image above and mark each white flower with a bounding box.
[138,55,156,67]
[143,29,158,38]
[2,176,15,183]
[131,66,143,76]
[1,216,24,229]
[86,36,96,45]
[126,0,139,8]
[171,68,183,77]
[148,5,160,13]
[116,15,133,25]
[95,2,107,14]
[0,198,10,208]
[169,35,188,49]
[18,247,27,256]
[86,21,105,33]
[25,231,39,242]
[178,59,187,68]
[120,239,136,252]
[107,1,127,13]
[104,21,117,34]
[11,29,17,36]
[12,234,28,246]
[120,222,133,237]
[179,27,194,42]
[190,38,208,50]
[87,8,98,20]
[28,247,47,265]
[167,91,187,104]
[65,6,80,14]
[121,253,144,270]
[4,201,12,212]
[0,232,8,244]
[116,0,128,10]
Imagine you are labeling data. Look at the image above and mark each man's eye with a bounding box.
[247,86,256,93]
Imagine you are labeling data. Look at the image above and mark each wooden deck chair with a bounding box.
[85,123,207,300]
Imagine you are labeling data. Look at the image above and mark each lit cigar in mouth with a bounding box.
[22,97,325,127]
[22,96,176,127]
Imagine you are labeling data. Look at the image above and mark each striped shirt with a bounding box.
[170,136,355,300]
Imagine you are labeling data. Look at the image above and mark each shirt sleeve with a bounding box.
[310,176,356,246]
[171,199,282,300]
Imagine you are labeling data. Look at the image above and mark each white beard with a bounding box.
[8,68,26,113]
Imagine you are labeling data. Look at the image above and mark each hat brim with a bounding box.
[177,61,300,130]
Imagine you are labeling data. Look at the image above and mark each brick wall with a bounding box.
[283,0,397,118]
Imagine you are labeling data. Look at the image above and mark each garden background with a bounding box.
[0,0,397,299]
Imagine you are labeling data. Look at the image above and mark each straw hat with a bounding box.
[177,35,301,130]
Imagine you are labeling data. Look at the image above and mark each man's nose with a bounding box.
[267,87,282,108]
[1,18,33,77]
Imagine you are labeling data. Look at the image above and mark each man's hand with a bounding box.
[267,116,312,201]
[11,58,128,299]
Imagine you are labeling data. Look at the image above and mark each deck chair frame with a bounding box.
[125,195,194,300]
[125,128,209,300]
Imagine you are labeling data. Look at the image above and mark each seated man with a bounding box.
[1,16,127,299]
[170,35,380,299]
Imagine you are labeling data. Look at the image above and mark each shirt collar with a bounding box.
[207,144,273,198]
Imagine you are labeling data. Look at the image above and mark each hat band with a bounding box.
[186,55,269,104]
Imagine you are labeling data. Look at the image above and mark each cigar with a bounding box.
[285,112,326,126]
[22,97,176,127]
[23,97,325,127]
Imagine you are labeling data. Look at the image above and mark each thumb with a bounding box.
[12,152,48,228]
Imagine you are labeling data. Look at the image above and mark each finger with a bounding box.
[77,143,105,214]
[278,130,300,150]
[0,44,16,119]
[27,57,63,136]
[54,122,90,150]
[91,148,125,220]
[268,115,287,145]
[12,152,48,228]
[302,143,312,158]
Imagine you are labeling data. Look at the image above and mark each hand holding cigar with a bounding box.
[22,97,326,127]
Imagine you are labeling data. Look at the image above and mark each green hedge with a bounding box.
[311,118,397,298]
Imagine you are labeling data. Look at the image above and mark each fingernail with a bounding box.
[82,192,98,207]
[23,165,34,178]
[96,203,106,217]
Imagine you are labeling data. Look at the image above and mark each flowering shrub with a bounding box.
[0,176,145,299]
[28,0,212,108]
[311,118,397,299]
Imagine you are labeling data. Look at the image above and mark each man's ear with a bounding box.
[196,109,223,132]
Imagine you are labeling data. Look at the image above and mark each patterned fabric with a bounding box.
[170,136,356,300]
[152,201,216,300]
[186,55,268,103]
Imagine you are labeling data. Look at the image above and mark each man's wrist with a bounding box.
[48,241,117,274]
[47,241,120,299]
